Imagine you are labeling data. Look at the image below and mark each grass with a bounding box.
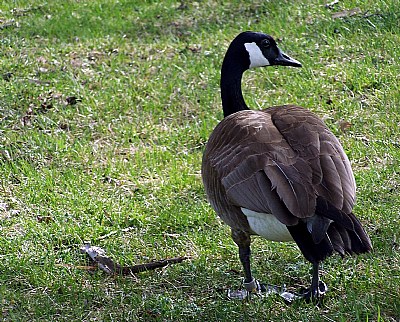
[1,0,399,320]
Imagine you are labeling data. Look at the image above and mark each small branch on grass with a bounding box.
[362,11,384,19]
[332,7,362,19]
[80,243,190,276]
[0,20,17,30]
[11,4,47,17]
[331,8,384,29]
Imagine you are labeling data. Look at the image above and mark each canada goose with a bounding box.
[201,31,372,301]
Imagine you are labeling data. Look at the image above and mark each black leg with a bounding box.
[231,229,253,283]
[311,262,320,294]
[230,229,265,294]
[300,261,327,303]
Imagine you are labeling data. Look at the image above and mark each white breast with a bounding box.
[241,208,294,242]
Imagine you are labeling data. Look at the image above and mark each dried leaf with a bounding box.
[37,215,54,223]
[339,120,352,132]
[66,96,81,105]
[59,123,70,131]
[21,106,34,126]
[2,72,13,81]
[188,45,202,53]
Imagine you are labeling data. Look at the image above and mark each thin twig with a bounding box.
[80,243,190,275]
[0,21,16,30]
[11,4,46,16]
[97,255,190,275]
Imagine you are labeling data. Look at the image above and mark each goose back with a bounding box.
[202,104,356,235]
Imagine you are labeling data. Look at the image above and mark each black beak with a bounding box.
[273,49,302,67]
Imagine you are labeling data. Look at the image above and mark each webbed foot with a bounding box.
[298,280,327,304]
[227,278,300,303]
[227,278,264,300]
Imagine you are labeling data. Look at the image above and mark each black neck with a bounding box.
[220,59,249,118]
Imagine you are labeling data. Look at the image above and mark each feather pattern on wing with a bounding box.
[202,105,371,259]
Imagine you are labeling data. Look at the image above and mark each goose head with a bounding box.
[223,31,302,71]
[220,31,302,117]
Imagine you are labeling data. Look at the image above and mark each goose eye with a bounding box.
[261,39,270,48]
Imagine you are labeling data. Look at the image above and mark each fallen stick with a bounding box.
[332,7,362,19]
[80,243,189,275]
[0,21,16,30]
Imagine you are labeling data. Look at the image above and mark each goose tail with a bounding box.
[288,197,372,264]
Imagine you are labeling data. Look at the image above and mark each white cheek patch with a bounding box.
[244,42,270,68]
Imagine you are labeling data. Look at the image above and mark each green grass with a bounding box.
[1,0,399,320]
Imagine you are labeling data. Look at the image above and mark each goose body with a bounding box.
[201,31,372,301]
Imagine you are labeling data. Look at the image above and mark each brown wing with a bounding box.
[202,105,356,229]
[269,105,355,213]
